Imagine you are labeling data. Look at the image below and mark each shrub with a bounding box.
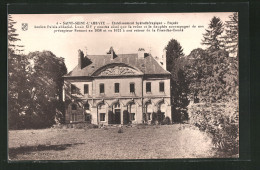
[172,108,189,123]
[162,117,171,125]
[76,123,85,129]
[87,124,98,129]
[189,102,239,157]
[118,127,123,133]
[137,124,146,129]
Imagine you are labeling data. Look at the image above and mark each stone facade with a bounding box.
[63,48,172,125]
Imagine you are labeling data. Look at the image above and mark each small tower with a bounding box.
[162,49,167,70]
[138,48,145,59]
[78,49,84,69]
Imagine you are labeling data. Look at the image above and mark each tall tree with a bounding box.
[222,12,239,57]
[172,69,190,122]
[165,39,189,122]
[8,15,24,54]
[8,15,29,129]
[165,39,184,76]
[24,51,67,128]
[201,16,224,51]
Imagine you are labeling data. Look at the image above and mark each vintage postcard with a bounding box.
[8,12,239,160]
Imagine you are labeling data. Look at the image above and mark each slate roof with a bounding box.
[64,53,171,77]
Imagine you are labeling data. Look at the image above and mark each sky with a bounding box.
[11,13,233,71]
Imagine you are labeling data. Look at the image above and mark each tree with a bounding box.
[165,39,189,122]
[185,49,232,103]
[8,15,29,129]
[165,39,184,76]
[24,51,67,128]
[8,15,24,53]
[222,12,239,57]
[201,16,224,51]
[186,49,239,156]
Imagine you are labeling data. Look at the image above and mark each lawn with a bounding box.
[8,124,217,160]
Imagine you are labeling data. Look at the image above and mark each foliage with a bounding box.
[165,39,184,75]
[188,102,239,156]
[222,12,239,57]
[8,15,24,53]
[118,127,124,133]
[185,16,239,156]
[8,15,30,129]
[165,39,189,123]
[185,49,238,103]
[201,16,224,51]
[8,50,67,129]
[162,117,171,125]
[171,69,190,122]
[8,15,68,129]
[184,15,239,156]
[150,111,171,125]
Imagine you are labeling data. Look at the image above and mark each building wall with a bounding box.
[143,78,171,97]
[93,77,143,98]
[64,76,172,124]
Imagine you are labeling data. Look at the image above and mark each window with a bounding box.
[100,83,104,93]
[159,82,165,92]
[100,113,105,121]
[84,84,89,94]
[130,113,135,121]
[71,104,77,110]
[115,83,120,93]
[71,84,76,94]
[130,83,135,93]
[147,113,151,120]
[146,82,151,93]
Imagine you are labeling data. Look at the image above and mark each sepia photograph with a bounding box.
[8,12,239,160]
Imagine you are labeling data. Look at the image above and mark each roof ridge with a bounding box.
[64,52,171,77]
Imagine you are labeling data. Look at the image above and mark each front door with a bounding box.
[114,109,121,124]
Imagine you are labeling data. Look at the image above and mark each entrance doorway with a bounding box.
[114,109,121,124]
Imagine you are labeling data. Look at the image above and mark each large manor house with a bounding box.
[63,47,172,125]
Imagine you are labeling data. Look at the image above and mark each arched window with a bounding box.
[158,102,166,120]
[145,102,153,121]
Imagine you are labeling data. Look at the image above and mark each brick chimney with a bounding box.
[107,47,116,60]
[78,49,84,69]
[138,48,145,59]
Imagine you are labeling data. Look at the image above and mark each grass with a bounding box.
[8,124,217,160]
